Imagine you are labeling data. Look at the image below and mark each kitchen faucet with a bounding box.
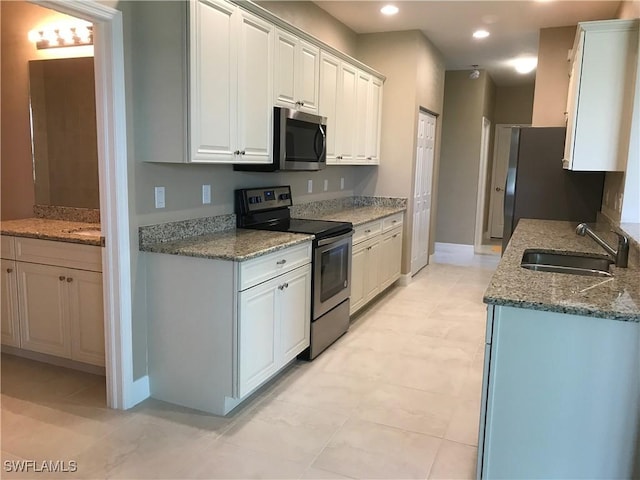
[575,223,629,268]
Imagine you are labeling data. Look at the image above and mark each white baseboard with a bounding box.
[131,375,150,407]
[1,346,106,376]
[435,242,475,255]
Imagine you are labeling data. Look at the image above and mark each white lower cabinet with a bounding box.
[0,236,105,367]
[146,241,312,415]
[1,259,21,347]
[238,263,311,398]
[350,213,403,315]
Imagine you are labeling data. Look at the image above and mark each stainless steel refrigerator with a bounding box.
[502,127,605,251]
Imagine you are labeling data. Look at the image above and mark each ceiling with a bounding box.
[313,1,622,86]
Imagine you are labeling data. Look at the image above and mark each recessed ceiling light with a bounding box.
[380,5,399,15]
[512,57,538,74]
[473,30,490,39]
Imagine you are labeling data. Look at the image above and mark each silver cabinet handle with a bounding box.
[366,156,372,160]
[365,229,371,234]
[6,268,13,273]
[278,284,285,290]
[59,275,66,281]
[240,150,246,155]
[367,246,372,251]
[276,259,286,265]
[392,234,399,238]
[67,277,73,283]
[495,187,504,192]
[336,155,343,160]
[234,150,240,155]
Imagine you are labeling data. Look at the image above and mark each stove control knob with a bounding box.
[279,193,290,200]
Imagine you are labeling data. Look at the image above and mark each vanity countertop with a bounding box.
[484,219,640,322]
[140,228,314,262]
[1,218,102,247]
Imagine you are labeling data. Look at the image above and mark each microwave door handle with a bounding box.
[314,125,326,160]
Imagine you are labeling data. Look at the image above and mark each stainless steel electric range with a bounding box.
[235,186,352,360]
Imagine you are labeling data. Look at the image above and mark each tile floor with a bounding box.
[1,254,499,479]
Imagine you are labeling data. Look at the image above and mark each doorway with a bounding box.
[34,0,134,409]
[474,117,493,254]
[411,110,436,276]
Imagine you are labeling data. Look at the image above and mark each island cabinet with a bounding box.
[146,242,312,416]
[563,19,639,171]
[0,236,105,367]
[350,213,403,315]
[478,305,640,479]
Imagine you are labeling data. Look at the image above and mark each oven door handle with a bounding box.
[316,230,354,247]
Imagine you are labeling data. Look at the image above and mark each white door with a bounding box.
[69,269,105,366]
[236,10,273,163]
[297,40,319,114]
[273,28,297,108]
[488,125,517,238]
[17,262,70,358]
[364,239,381,303]
[279,265,311,364]
[411,110,436,275]
[354,70,370,163]
[336,63,357,163]
[1,259,20,347]
[318,52,340,163]
[349,241,367,314]
[366,77,383,164]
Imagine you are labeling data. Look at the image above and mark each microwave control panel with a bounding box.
[237,186,292,213]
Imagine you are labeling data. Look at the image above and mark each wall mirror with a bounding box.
[29,56,99,209]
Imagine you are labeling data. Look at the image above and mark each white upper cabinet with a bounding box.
[563,19,639,171]
[366,77,383,164]
[319,51,341,164]
[335,62,357,163]
[190,0,272,164]
[274,29,319,114]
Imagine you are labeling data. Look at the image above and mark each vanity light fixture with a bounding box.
[380,5,399,15]
[29,22,93,50]
[473,29,490,39]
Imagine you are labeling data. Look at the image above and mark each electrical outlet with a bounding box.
[154,186,165,209]
[340,177,345,190]
[202,184,211,204]
[617,193,623,212]
[324,179,328,192]
[307,179,313,193]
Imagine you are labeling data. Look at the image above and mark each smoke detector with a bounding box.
[469,65,480,80]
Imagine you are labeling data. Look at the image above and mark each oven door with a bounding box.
[313,230,352,320]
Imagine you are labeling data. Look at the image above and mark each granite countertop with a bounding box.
[1,218,103,247]
[299,205,405,226]
[140,228,313,261]
[484,219,640,322]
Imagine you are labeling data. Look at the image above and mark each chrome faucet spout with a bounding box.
[575,223,629,268]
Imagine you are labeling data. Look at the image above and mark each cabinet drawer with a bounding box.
[1,236,16,260]
[353,220,382,245]
[16,237,102,272]
[382,213,403,232]
[238,242,311,291]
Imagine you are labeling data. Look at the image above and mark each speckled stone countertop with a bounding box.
[1,218,103,247]
[301,205,406,226]
[291,196,406,226]
[140,228,313,261]
[484,219,640,322]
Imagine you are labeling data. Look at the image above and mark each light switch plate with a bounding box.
[202,184,211,204]
[307,179,313,193]
[340,177,345,190]
[154,186,165,209]
[323,179,328,191]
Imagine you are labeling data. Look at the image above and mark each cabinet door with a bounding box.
[279,265,311,364]
[68,269,105,366]
[190,0,238,162]
[380,228,402,290]
[297,40,319,114]
[236,10,273,164]
[17,262,70,358]
[336,63,357,163]
[1,259,20,347]
[366,77,383,164]
[350,241,367,314]
[319,52,340,164]
[238,278,278,398]
[354,70,371,163]
[563,32,583,170]
[364,239,381,303]
[274,29,297,109]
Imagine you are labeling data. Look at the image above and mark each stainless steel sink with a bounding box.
[521,250,613,277]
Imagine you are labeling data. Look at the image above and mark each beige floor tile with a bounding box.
[428,439,478,479]
[194,441,308,479]
[320,347,386,381]
[313,418,441,479]
[301,466,355,479]
[274,371,377,415]
[444,398,482,447]
[356,383,457,438]
[222,399,347,464]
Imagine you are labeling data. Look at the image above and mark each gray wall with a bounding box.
[494,84,535,126]
[356,30,445,272]
[436,70,496,245]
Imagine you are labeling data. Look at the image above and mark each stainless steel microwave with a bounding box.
[234,107,327,172]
